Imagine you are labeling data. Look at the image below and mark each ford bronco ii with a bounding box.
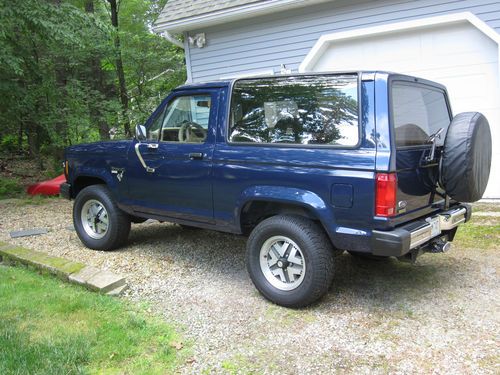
[61,72,492,307]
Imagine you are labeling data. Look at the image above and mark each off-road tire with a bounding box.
[73,185,131,250]
[246,215,335,308]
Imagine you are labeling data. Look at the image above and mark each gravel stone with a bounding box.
[0,199,498,374]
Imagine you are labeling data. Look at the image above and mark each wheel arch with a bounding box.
[236,186,335,237]
[72,175,108,198]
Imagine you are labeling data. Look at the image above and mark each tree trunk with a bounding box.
[108,0,131,137]
[85,0,110,140]
[17,122,23,153]
[52,0,68,158]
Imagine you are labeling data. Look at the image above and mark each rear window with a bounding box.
[229,75,359,146]
[392,82,450,147]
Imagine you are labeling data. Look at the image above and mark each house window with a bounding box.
[229,75,359,146]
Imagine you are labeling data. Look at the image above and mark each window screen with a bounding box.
[229,75,359,146]
[392,82,450,147]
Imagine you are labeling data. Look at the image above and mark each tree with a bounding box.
[107,0,131,137]
[0,0,186,174]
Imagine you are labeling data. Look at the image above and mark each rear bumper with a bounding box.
[371,204,471,257]
[60,182,72,200]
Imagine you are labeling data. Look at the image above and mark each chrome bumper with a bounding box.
[410,207,467,249]
[371,204,470,257]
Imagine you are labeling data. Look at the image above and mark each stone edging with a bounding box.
[0,241,127,295]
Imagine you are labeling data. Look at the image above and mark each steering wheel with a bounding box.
[178,121,207,142]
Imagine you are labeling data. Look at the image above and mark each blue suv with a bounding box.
[61,72,492,307]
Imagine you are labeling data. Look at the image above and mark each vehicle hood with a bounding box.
[65,140,132,157]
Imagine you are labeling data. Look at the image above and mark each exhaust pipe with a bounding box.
[398,237,451,263]
[428,237,451,253]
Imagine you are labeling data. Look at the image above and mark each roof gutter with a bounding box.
[153,0,331,33]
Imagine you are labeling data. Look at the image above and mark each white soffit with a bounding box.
[299,12,500,74]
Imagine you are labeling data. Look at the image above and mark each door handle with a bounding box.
[147,143,159,149]
[135,143,155,173]
[188,152,203,160]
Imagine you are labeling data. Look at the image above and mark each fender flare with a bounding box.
[71,167,117,195]
[235,185,338,242]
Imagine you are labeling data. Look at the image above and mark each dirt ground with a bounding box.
[0,198,498,374]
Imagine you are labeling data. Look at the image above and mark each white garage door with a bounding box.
[303,20,499,198]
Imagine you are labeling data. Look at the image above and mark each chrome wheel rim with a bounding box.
[259,236,306,291]
[81,199,109,239]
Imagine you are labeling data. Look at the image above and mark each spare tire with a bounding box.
[440,112,492,202]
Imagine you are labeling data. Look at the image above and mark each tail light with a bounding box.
[375,173,397,217]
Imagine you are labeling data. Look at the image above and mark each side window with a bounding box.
[160,95,211,143]
[392,83,451,147]
[229,75,359,146]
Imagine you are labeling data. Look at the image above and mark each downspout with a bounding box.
[162,31,184,49]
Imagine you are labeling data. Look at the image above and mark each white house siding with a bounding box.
[184,0,500,199]
[186,0,500,82]
[301,19,500,198]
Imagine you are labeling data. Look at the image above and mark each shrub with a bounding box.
[0,177,24,198]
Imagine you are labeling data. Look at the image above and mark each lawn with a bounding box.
[0,265,183,375]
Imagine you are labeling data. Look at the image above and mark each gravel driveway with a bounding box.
[1,198,498,374]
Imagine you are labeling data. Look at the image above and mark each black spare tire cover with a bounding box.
[441,112,492,202]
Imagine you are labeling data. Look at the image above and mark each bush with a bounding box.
[0,177,24,198]
[0,135,18,154]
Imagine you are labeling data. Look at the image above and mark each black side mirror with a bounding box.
[135,124,147,141]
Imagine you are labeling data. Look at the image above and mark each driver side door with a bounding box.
[126,89,219,223]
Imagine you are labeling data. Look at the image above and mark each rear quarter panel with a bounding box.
[213,77,378,251]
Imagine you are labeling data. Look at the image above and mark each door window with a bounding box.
[159,95,211,143]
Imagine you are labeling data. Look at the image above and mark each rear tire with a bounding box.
[73,185,131,250]
[246,215,335,308]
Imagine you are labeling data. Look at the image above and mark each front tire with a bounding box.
[246,215,335,308]
[73,185,131,250]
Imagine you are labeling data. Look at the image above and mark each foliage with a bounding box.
[0,265,183,374]
[0,0,185,165]
[0,177,24,198]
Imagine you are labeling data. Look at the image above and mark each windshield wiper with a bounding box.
[425,127,445,162]
[427,127,444,143]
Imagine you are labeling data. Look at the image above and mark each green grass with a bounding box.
[0,177,23,199]
[471,203,500,213]
[454,220,500,250]
[0,265,183,375]
[0,195,59,207]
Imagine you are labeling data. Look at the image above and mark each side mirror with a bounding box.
[135,124,147,141]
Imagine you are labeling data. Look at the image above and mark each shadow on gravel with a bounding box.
[322,253,467,311]
[126,222,247,275]
[126,222,466,308]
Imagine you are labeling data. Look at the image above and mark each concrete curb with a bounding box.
[0,241,127,296]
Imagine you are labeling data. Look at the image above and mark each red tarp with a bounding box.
[27,174,66,196]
